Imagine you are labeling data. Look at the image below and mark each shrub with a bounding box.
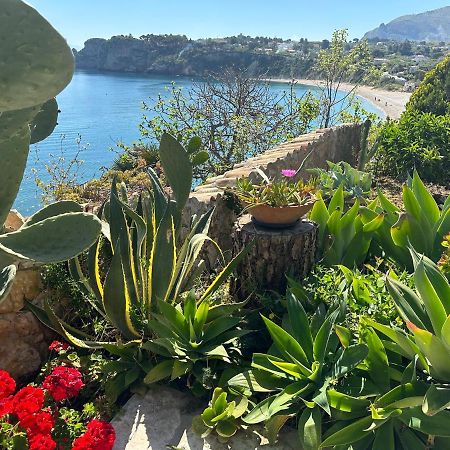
[374,110,450,183]
[406,55,450,116]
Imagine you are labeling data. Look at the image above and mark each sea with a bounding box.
[14,70,383,215]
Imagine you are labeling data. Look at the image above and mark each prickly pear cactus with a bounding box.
[0,1,101,304]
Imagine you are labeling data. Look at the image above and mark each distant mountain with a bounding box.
[364,6,450,42]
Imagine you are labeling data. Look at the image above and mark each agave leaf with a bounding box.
[422,384,450,416]
[313,309,339,365]
[413,259,447,336]
[261,315,310,368]
[298,406,322,450]
[144,360,174,384]
[399,407,450,437]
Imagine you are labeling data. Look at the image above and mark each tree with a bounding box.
[139,68,320,179]
[407,55,450,116]
[314,29,375,128]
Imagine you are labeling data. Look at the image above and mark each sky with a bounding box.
[28,0,450,49]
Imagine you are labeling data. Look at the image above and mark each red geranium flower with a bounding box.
[28,433,56,450]
[48,341,70,352]
[20,410,54,437]
[71,420,115,450]
[0,370,16,400]
[43,366,84,402]
[12,386,45,418]
[0,395,13,418]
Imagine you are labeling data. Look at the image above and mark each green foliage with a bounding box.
[233,174,316,208]
[289,264,407,328]
[385,248,450,381]
[364,171,450,270]
[0,1,101,303]
[407,55,450,116]
[309,161,372,203]
[438,233,450,276]
[31,134,250,398]
[315,29,376,127]
[309,186,383,267]
[140,70,320,180]
[374,109,450,183]
[192,388,248,441]
[142,295,248,389]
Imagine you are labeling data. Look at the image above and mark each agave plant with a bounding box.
[227,294,369,442]
[384,247,450,383]
[142,294,249,386]
[309,185,384,267]
[30,134,249,395]
[192,387,248,441]
[361,170,450,270]
[308,160,372,202]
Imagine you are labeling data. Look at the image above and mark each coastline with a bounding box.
[265,78,411,119]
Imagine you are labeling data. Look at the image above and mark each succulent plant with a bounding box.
[0,1,102,303]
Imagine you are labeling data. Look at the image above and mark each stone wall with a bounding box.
[0,211,50,380]
[182,123,362,266]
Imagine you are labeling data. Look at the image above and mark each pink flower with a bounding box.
[281,169,296,177]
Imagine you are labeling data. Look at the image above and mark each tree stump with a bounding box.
[230,215,318,300]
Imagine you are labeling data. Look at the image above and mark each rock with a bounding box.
[0,268,42,313]
[4,210,25,232]
[112,386,299,450]
[0,310,48,379]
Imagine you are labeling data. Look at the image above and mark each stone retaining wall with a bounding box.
[183,123,362,266]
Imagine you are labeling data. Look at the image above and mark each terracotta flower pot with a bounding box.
[246,201,315,228]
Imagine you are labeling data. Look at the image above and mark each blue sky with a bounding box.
[28,0,450,49]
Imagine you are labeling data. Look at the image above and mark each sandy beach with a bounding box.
[267,78,411,119]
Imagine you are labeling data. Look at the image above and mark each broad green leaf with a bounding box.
[320,416,380,447]
[313,309,339,364]
[144,360,174,384]
[414,259,447,336]
[412,170,440,224]
[261,315,310,367]
[287,292,313,363]
[399,407,450,437]
[422,384,450,416]
[386,276,430,331]
[332,344,368,380]
[359,327,389,393]
[407,322,450,380]
[298,406,322,450]
[372,421,394,450]
[266,415,290,445]
[159,133,192,214]
[103,240,140,339]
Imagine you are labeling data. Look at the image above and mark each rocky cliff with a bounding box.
[74,35,307,77]
[364,6,450,42]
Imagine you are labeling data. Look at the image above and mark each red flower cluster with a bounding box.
[28,433,57,450]
[12,386,45,418]
[43,366,84,402]
[0,370,15,400]
[72,419,116,450]
[0,369,115,450]
[48,340,70,352]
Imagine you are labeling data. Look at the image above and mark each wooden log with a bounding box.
[230,215,318,299]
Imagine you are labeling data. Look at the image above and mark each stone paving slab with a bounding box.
[112,386,299,450]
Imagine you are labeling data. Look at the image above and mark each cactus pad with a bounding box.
[0,212,102,263]
[0,0,74,111]
[0,127,31,226]
[25,200,83,227]
[30,98,59,144]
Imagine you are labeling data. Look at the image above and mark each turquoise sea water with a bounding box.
[15,71,383,215]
